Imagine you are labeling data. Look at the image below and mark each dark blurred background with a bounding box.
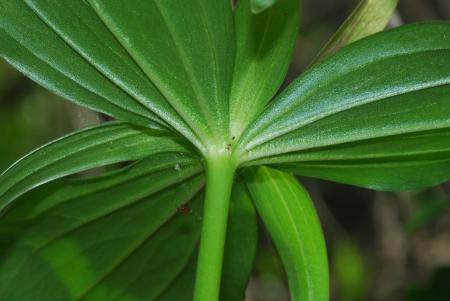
[0,1,449,300]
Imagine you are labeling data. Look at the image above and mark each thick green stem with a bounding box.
[193,154,237,301]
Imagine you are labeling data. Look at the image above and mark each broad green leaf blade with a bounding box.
[239,22,450,190]
[251,0,278,14]
[272,128,450,190]
[220,181,258,301]
[245,167,328,301]
[156,256,198,301]
[0,157,256,301]
[313,0,398,63]
[0,30,150,128]
[230,0,300,138]
[0,0,167,129]
[88,0,235,143]
[0,153,205,301]
[0,122,192,212]
[21,0,207,147]
[156,181,259,301]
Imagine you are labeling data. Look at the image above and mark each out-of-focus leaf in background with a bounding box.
[407,267,450,301]
[313,0,398,63]
[406,189,450,234]
[333,238,368,301]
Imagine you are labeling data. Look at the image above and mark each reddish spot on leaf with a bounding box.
[178,203,191,214]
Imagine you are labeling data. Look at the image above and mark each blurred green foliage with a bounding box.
[405,189,450,234]
[333,239,368,301]
[252,244,289,301]
[407,267,450,301]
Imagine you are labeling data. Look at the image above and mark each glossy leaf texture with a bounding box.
[0,153,205,301]
[0,122,192,212]
[0,0,234,149]
[245,167,328,301]
[88,0,235,145]
[250,0,278,14]
[230,0,299,138]
[0,0,167,130]
[239,22,450,191]
[0,154,257,301]
[313,0,398,63]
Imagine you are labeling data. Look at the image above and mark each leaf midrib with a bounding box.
[9,159,201,223]
[243,86,450,161]
[5,176,203,301]
[258,168,311,298]
[76,189,203,301]
[87,0,206,151]
[0,28,156,127]
[241,48,450,151]
[0,130,148,203]
[24,0,168,127]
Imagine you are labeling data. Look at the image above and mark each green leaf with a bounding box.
[0,122,193,212]
[0,0,165,129]
[276,159,450,192]
[239,22,450,190]
[156,255,198,301]
[0,156,257,301]
[88,0,235,144]
[230,0,300,138]
[313,0,398,63]
[25,0,216,146]
[251,0,278,14]
[0,153,205,301]
[245,167,328,301]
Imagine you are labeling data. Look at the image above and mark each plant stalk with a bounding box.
[193,154,236,301]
